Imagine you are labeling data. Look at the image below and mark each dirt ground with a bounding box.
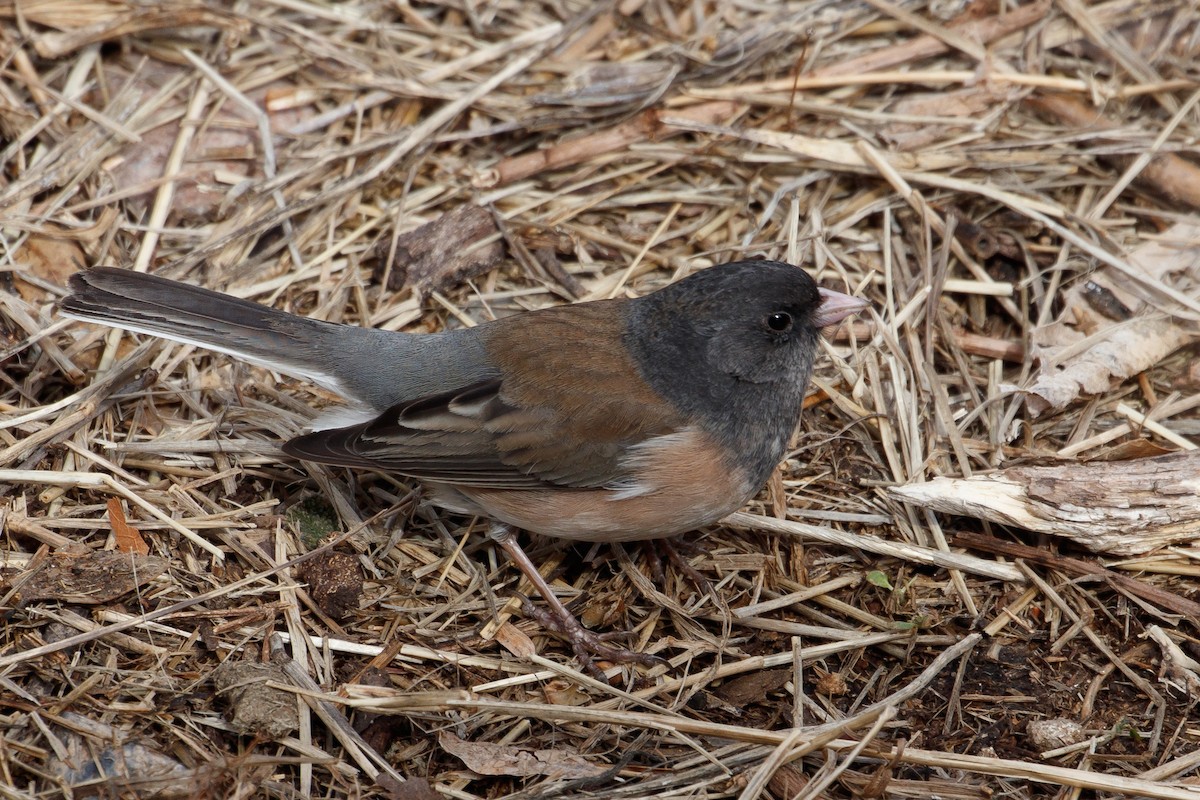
[3,1,1200,798]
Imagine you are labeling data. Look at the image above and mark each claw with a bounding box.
[493,525,671,678]
[517,595,665,679]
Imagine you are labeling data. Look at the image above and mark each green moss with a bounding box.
[286,496,339,548]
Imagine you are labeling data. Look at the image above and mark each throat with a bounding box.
[700,383,805,491]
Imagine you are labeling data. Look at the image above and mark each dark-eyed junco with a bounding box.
[62,260,866,669]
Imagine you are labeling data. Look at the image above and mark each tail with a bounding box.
[61,267,497,413]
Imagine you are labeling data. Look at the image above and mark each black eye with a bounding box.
[766,311,793,332]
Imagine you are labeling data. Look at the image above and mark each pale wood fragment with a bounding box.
[892,450,1200,555]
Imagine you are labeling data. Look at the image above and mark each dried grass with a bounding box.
[3,1,1200,798]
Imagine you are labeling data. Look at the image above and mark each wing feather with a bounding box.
[282,303,690,490]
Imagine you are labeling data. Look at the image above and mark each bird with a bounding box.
[61,259,867,671]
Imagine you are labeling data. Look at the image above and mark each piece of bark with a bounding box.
[892,450,1200,556]
[10,550,167,604]
[1026,221,1200,416]
[380,205,504,297]
[1028,719,1087,752]
[51,712,195,798]
[214,661,299,740]
[714,669,791,706]
[439,732,606,780]
[1030,319,1193,414]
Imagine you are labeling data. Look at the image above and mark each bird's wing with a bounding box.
[282,302,689,489]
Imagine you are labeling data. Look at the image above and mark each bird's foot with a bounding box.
[647,537,713,595]
[518,595,666,680]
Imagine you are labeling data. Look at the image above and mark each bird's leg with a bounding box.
[646,538,712,594]
[489,524,663,675]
